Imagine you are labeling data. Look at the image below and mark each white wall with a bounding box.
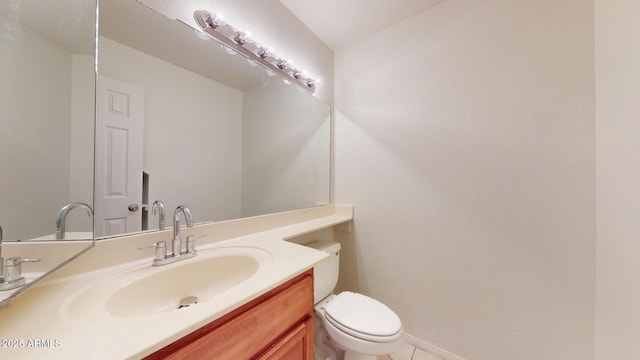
[241,79,330,216]
[595,1,640,359]
[98,37,243,226]
[0,24,72,239]
[68,54,96,232]
[334,0,595,359]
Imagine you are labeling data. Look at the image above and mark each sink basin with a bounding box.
[107,255,259,317]
[62,246,272,320]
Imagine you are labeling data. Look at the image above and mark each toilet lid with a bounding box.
[324,292,402,340]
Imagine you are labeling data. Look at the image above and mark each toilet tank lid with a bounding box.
[324,291,402,337]
[305,240,341,254]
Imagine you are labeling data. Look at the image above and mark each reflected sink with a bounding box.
[62,247,272,320]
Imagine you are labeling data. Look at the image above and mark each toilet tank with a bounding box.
[304,240,341,304]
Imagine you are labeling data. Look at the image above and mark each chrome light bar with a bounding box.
[193,10,317,93]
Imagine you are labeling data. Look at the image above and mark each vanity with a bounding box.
[148,270,314,359]
[0,205,352,358]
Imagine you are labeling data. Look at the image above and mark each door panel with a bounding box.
[95,75,144,237]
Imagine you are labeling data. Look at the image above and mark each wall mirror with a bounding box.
[0,0,95,242]
[0,0,96,309]
[96,0,330,238]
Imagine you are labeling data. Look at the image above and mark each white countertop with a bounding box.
[0,205,352,359]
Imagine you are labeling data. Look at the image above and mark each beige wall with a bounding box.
[595,0,640,359]
[334,0,595,359]
[0,25,73,239]
[98,37,244,225]
[241,79,331,216]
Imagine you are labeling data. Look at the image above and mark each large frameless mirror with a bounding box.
[95,0,330,238]
[0,0,96,308]
[0,0,95,242]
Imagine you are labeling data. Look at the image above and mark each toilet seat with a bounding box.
[323,292,403,342]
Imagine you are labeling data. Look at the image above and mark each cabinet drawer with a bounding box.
[257,321,311,360]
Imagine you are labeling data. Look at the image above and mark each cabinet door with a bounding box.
[257,320,313,360]
[145,270,314,360]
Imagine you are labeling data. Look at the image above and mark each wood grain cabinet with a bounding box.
[145,270,314,360]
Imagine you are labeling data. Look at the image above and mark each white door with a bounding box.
[95,75,144,237]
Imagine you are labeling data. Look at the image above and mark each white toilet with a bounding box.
[306,240,404,360]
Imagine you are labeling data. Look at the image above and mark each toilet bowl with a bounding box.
[305,240,404,360]
[316,292,404,359]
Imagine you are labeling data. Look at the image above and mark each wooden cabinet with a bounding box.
[145,270,314,360]
[257,321,310,360]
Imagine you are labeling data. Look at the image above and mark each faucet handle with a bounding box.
[6,257,40,266]
[138,241,167,263]
[2,257,40,283]
[185,235,207,254]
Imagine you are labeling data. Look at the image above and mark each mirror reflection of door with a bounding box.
[95,75,144,236]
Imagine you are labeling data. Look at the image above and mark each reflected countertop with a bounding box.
[29,232,94,241]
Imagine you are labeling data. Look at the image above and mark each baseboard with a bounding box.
[404,333,467,360]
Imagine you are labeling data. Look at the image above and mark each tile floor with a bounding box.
[411,348,446,360]
[386,341,446,360]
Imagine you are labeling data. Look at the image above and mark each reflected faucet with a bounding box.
[172,205,193,257]
[55,202,93,240]
[152,200,166,230]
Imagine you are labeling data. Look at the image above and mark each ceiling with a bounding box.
[15,0,448,55]
[280,0,447,51]
[10,0,95,54]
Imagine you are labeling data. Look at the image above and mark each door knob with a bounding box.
[128,204,140,212]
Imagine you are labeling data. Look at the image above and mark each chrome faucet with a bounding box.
[139,205,199,266]
[151,200,166,230]
[0,257,40,291]
[172,205,193,257]
[0,226,41,291]
[55,202,93,240]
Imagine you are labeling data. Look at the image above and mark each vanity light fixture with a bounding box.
[194,10,317,93]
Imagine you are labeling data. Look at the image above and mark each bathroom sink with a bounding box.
[62,246,272,320]
[106,254,260,317]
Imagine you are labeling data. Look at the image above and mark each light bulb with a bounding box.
[234,33,247,45]
[277,61,288,70]
[205,15,220,29]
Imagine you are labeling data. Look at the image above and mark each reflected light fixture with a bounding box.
[194,10,317,93]
[194,30,210,40]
